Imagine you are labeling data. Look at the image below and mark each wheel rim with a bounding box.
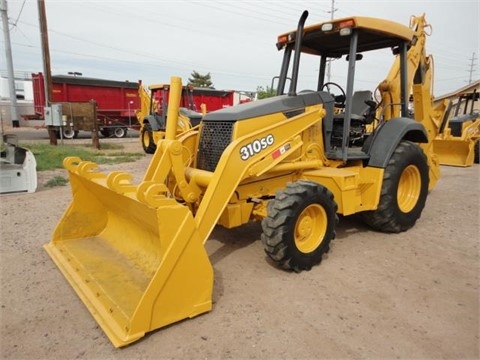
[294,204,327,253]
[63,129,74,139]
[142,130,150,148]
[397,164,421,213]
[114,128,125,137]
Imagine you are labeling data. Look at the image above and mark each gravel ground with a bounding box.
[0,134,479,359]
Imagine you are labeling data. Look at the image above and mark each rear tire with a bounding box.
[261,180,338,273]
[113,127,127,138]
[361,140,429,232]
[141,123,156,154]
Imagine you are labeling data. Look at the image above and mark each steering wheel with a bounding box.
[321,82,346,108]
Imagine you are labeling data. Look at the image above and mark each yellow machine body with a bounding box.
[432,92,480,166]
[136,83,203,154]
[45,13,447,347]
[433,131,479,167]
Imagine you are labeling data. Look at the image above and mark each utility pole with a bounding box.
[467,52,477,84]
[1,0,20,127]
[37,0,57,144]
[326,0,337,82]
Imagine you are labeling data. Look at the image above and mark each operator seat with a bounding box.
[334,90,375,123]
[330,90,376,148]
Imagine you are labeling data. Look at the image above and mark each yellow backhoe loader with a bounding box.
[433,90,480,166]
[44,11,446,347]
[137,83,203,153]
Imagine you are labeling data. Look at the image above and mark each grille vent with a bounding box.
[197,121,234,171]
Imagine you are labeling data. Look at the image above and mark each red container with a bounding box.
[190,88,235,111]
[32,73,140,128]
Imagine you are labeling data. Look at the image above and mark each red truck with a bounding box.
[32,73,140,138]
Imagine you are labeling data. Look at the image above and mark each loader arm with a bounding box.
[191,105,327,243]
[142,99,327,243]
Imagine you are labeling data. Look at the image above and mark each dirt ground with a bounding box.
[0,134,479,359]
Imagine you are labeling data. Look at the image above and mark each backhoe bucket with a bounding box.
[44,159,213,347]
[433,138,474,167]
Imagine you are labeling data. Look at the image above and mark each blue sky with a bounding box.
[1,0,479,96]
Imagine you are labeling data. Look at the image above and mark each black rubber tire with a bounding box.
[361,140,429,233]
[141,123,156,154]
[261,180,338,273]
[474,140,479,164]
[113,127,127,138]
[100,129,111,138]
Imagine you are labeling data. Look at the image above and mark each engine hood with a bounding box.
[202,91,334,122]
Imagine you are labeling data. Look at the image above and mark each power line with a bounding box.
[326,0,337,82]
[467,52,477,83]
[11,0,25,27]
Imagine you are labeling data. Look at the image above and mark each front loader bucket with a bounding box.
[44,158,213,347]
[433,138,474,167]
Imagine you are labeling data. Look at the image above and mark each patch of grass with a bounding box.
[83,142,124,150]
[95,152,146,165]
[45,176,69,187]
[23,143,144,171]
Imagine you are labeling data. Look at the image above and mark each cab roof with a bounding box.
[277,16,415,57]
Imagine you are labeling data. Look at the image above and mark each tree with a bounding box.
[188,71,214,88]
[256,85,276,99]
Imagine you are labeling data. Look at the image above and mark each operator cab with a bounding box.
[447,90,479,136]
[275,12,414,162]
[146,84,202,130]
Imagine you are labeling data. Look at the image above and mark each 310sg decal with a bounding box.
[240,134,275,160]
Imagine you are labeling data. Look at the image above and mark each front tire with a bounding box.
[361,140,429,233]
[261,181,338,273]
[141,123,157,154]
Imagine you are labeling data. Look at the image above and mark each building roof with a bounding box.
[434,80,480,101]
